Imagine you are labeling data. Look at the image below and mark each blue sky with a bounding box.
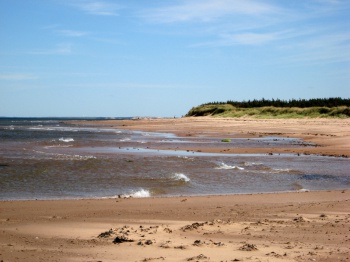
[1,0,349,117]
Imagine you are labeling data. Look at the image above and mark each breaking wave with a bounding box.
[215,162,244,170]
[59,137,74,143]
[172,173,190,182]
[118,189,151,198]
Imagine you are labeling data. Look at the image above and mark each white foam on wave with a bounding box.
[243,161,263,167]
[120,189,151,198]
[131,189,151,198]
[274,168,291,172]
[28,127,54,131]
[215,162,244,170]
[45,145,73,148]
[172,173,190,182]
[33,150,96,160]
[120,138,131,142]
[59,137,74,143]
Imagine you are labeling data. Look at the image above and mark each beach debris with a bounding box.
[174,245,188,250]
[221,139,231,142]
[137,239,153,246]
[211,240,225,247]
[181,222,205,231]
[163,227,172,233]
[266,251,284,258]
[187,254,209,261]
[98,229,115,238]
[239,243,258,251]
[159,241,172,249]
[142,257,165,262]
[193,240,204,246]
[113,236,134,244]
[293,216,306,223]
[319,214,327,219]
[145,240,153,245]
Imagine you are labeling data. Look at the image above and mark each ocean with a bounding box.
[0,117,349,200]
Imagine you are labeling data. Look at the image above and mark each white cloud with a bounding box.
[142,0,279,23]
[72,1,121,16]
[220,32,279,45]
[58,30,88,37]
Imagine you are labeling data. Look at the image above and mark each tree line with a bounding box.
[202,97,350,108]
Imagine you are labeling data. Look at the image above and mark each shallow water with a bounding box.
[0,118,349,200]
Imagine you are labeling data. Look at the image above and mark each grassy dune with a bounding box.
[185,104,350,118]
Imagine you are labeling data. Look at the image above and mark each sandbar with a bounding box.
[1,117,349,261]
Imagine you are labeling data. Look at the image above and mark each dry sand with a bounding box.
[1,117,349,261]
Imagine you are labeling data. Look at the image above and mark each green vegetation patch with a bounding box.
[185,98,350,119]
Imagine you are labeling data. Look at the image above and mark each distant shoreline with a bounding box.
[72,117,350,157]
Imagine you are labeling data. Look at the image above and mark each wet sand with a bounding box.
[80,117,350,157]
[1,117,349,261]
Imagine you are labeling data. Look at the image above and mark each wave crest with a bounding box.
[215,162,244,170]
[120,189,151,198]
[59,137,74,143]
[172,173,190,182]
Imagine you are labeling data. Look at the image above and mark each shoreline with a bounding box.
[1,117,349,261]
[0,187,345,202]
[72,117,350,157]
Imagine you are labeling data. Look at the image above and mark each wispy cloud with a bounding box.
[281,32,350,64]
[28,43,73,55]
[216,32,283,46]
[0,74,38,81]
[71,0,121,16]
[141,0,279,23]
[57,30,88,37]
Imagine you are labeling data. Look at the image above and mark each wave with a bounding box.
[33,150,96,160]
[28,127,54,131]
[274,168,300,174]
[172,173,190,182]
[242,161,263,167]
[215,162,244,170]
[59,137,74,143]
[119,189,151,198]
[120,138,131,142]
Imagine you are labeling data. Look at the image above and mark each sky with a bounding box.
[0,0,349,117]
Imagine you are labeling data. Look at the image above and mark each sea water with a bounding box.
[0,117,349,200]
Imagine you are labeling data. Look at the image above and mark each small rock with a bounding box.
[145,240,153,245]
[181,222,204,231]
[293,216,306,222]
[239,243,258,251]
[98,229,114,238]
[187,254,208,261]
[113,236,134,244]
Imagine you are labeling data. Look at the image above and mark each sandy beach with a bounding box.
[82,117,350,157]
[1,117,349,261]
